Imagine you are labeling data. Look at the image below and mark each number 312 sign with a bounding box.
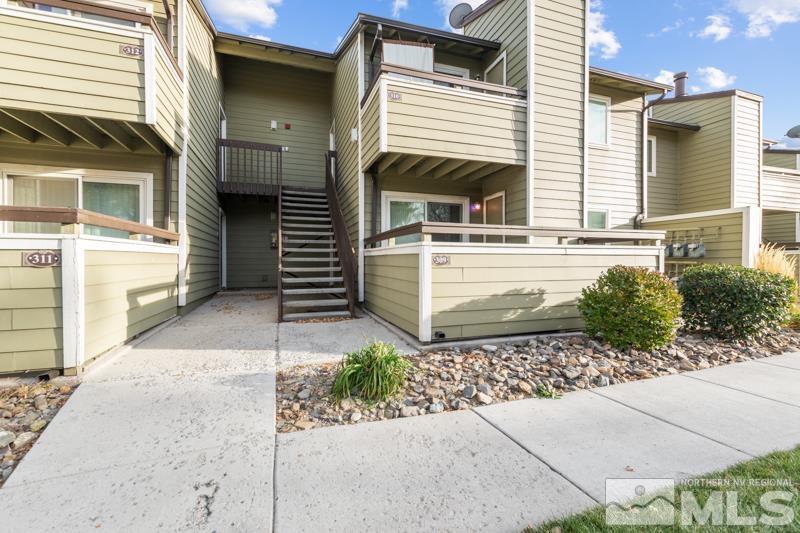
[23,251,61,268]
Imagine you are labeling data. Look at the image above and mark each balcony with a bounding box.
[763,166,800,211]
[0,0,183,155]
[360,64,527,181]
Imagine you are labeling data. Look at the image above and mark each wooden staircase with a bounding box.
[279,186,353,321]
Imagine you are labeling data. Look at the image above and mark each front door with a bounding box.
[483,192,505,243]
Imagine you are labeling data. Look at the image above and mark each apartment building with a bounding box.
[0,0,791,375]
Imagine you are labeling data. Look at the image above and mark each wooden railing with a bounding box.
[325,151,357,316]
[361,63,527,108]
[365,222,665,247]
[0,206,179,244]
[15,0,182,78]
[217,139,285,196]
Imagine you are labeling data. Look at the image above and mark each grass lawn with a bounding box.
[527,446,800,532]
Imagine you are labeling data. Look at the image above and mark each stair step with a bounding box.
[282,276,344,284]
[283,298,348,308]
[283,231,334,236]
[282,196,328,204]
[283,248,336,253]
[283,210,330,216]
[282,223,333,229]
[282,257,340,263]
[282,189,326,197]
[283,310,351,321]
[282,202,329,209]
[283,268,341,274]
[283,287,346,295]
[283,216,332,222]
[283,239,335,244]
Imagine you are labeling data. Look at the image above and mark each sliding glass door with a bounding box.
[384,192,468,244]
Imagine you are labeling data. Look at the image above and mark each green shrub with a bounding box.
[331,341,412,402]
[578,266,682,351]
[679,264,796,339]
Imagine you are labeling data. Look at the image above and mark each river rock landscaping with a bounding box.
[276,329,800,433]
[0,379,78,487]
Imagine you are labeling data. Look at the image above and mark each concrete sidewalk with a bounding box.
[275,354,800,532]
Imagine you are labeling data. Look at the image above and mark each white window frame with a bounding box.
[380,190,470,243]
[484,51,507,86]
[0,164,153,236]
[483,190,506,243]
[587,209,610,230]
[647,135,657,177]
[434,63,470,79]
[588,94,612,148]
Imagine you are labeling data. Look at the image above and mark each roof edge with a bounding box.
[654,89,764,105]
[589,66,672,92]
[217,32,336,60]
[648,118,701,132]
[462,0,507,26]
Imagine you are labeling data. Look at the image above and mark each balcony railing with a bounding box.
[0,206,179,244]
[217,139,285,196]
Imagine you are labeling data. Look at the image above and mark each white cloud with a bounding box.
[588,0,622,59]
[206,0,281,33]
[697,14,733,41]
[732,0,800,38]
[697,66,736,89]
[436,0,484,30]
[392,0,409,18]
[773,137,800,149]
[691,85,702,93]
[654,70,675,86]
[248,34,272,42]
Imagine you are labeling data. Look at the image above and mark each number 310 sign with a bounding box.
[23,251,61,268]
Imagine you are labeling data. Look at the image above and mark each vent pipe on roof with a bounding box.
[674,72,689,98]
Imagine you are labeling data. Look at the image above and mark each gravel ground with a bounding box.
[276,329,800,433]
[0,378,79,487]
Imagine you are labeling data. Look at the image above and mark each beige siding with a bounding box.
[763,212,796,243]
[765,153,799,170]
[225,198,278,288]
[0,249,62,373]
[382,81,527,166]
[184,3,222,307]
[532,0,587,227]
[588,86,642,228]
[763,167,800,211]
[0,11,145,122]
[733,95,761,208]
[149,0,178,56]
[224,57,332,189]
[154,48,184,153]
[643,211,744,265]
[361,89,381,170]
[84,250,178,361]
[648,128,680,218]
[430,249,659,340]
[333,40,361,246]
[364,252,419,336]
[464,0,527,90]
[0,143,177,233]
[653,96,733,212]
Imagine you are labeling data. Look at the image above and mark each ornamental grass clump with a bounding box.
[578,266,682,351]
[331,341,412,402]
[679,264,796,340]
[756,243,798,280]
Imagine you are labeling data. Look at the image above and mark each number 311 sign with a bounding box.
[23,251,61,268]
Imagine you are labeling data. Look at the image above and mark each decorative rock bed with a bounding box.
[0,379,79,487]
[276,330,800,433]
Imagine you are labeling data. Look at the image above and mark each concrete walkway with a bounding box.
[1,294,799,532]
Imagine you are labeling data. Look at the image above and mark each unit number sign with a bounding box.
[432,255,450,266]
[23,251,61,268]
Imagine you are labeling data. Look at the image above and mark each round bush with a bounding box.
[679,264,796,339]
[578,266,682,351]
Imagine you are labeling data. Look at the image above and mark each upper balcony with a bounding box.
[0,0,183,155]
[763,166,800,211]
[360,64,527,180]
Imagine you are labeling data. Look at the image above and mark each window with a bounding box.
[588,210,609,230]
[647,135,657,176]
[484,52,507,86]
[2,167,152,237]
[588,95,611,146]
[382,192,469,244]
[32,2,141,27]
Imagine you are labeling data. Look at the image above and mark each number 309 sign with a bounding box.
[23,251,61,268]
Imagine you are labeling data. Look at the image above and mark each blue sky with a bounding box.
[204,0,800,144]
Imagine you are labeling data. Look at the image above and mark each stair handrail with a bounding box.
[277,150,284,321]
[325,151,357,317]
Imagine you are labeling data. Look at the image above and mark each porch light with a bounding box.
[787,125,800,139]
[470,202,481,213]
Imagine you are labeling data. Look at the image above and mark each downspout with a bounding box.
[635,89,669,228]
[164,148,173,231]
[370,173,378,239]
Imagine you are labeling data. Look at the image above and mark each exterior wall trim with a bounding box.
[418,241,432,342]
[384,78,528,108]
[581,2,590,227]
[177,0,189,307]
[144,33,157,124]
[526,0,536,231]
[61,237,85,369]
[642,207,749,224]
[357,29,366,302]
[379,78,388,153]
[730,95,737,208]
[742,206,761,268]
